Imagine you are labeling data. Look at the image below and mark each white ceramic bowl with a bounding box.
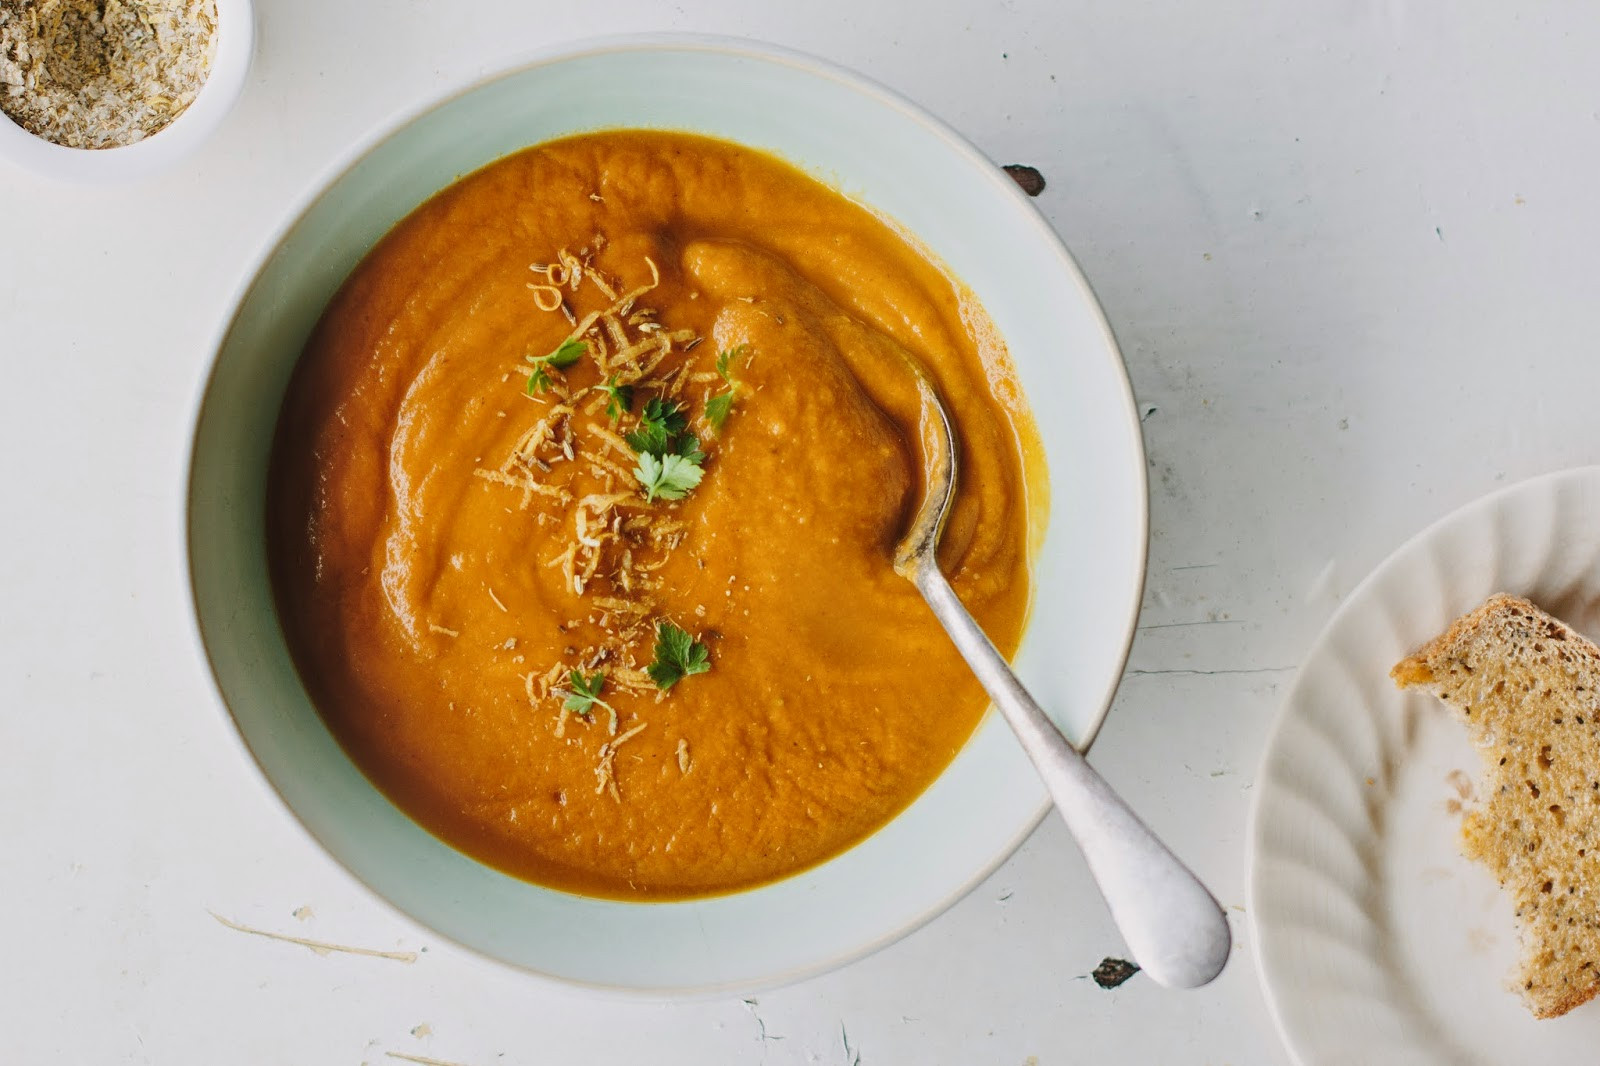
[0,0,253,182]
[186,35,1148,994]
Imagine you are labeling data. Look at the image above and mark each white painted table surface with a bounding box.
[5,1,1599,1062]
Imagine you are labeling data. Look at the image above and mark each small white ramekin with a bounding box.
[0,0,253,182]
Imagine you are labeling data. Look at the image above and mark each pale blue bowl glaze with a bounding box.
[185,35,1147,994]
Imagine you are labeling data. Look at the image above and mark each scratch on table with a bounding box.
[386,1053,472,1066]
[208,911,417,962]
[743,998,782,1044]
[841,1022,861,1066]
[1136,619,1244,631]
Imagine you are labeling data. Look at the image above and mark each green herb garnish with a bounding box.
[706,345,747,430]
[674,431,705,464]
[715,345,746,381]
[524,337,587,394]
[646,621,711,691]
[562,669,619,730]
[626,396,707,500]
[562,669,612,716]
[598,375,634,420]
[635,450,705,501]
[625,396,691,456]
[704,390,735,430]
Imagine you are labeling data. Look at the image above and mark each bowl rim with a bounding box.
[0,0,255,182]
[181,31,1149,997]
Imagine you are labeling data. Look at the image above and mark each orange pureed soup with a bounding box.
[267,130,1042,899]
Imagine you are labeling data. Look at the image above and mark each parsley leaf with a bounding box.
[674,432,705,464]
[646,621,711,690]
[706,345,747,430]
[524,338,587,394]
[705,389,735,430]
[715,345,746,382]
[635,451,705,501]
[650,396,690,436]
[562,669,614,718]
[624,396,690,456]
[625,397,708,500]
[546,338,587,368]
[598,375,634,420]
[624,421,669,456]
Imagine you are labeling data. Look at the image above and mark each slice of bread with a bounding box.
[1392,593,1600,1019]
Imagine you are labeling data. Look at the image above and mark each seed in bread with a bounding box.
[1391,593,1600,1019]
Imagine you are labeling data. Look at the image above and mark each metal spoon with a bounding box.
[893,375,1231,989]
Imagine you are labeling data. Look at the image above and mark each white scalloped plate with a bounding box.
[1250,466,1600,1065]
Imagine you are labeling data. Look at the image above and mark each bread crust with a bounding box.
[1389,594,1551,688]
[1539,976,1600,1020]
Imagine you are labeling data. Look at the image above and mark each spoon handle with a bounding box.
[912,563,1231,989]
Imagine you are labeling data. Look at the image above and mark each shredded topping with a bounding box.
[593,721,648,801]
[471,243,745,799]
